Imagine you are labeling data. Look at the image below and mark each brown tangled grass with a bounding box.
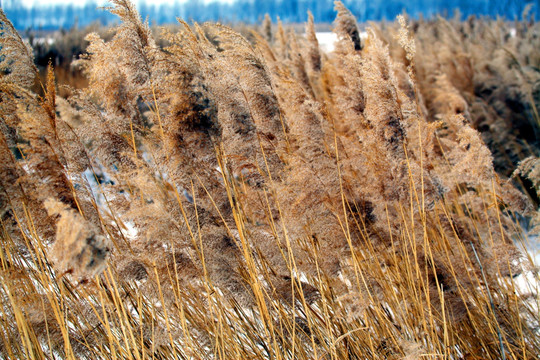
[0,1,539,359]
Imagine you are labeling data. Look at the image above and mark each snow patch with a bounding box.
[311,31,368,53]
[314,32,338,52]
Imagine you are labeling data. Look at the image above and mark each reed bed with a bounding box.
[0,1,538,359]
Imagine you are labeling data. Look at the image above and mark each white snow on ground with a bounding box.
[312,31,368,53]
[513,269,539,298]
[314,32,338,52]
[524,232,540,267]
[515,215,540,266]
[510,223,540,337]
[122,220,139,240]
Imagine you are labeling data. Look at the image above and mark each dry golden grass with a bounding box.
[1,1,539,359]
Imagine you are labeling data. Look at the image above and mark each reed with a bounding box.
[0,1,538,359]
